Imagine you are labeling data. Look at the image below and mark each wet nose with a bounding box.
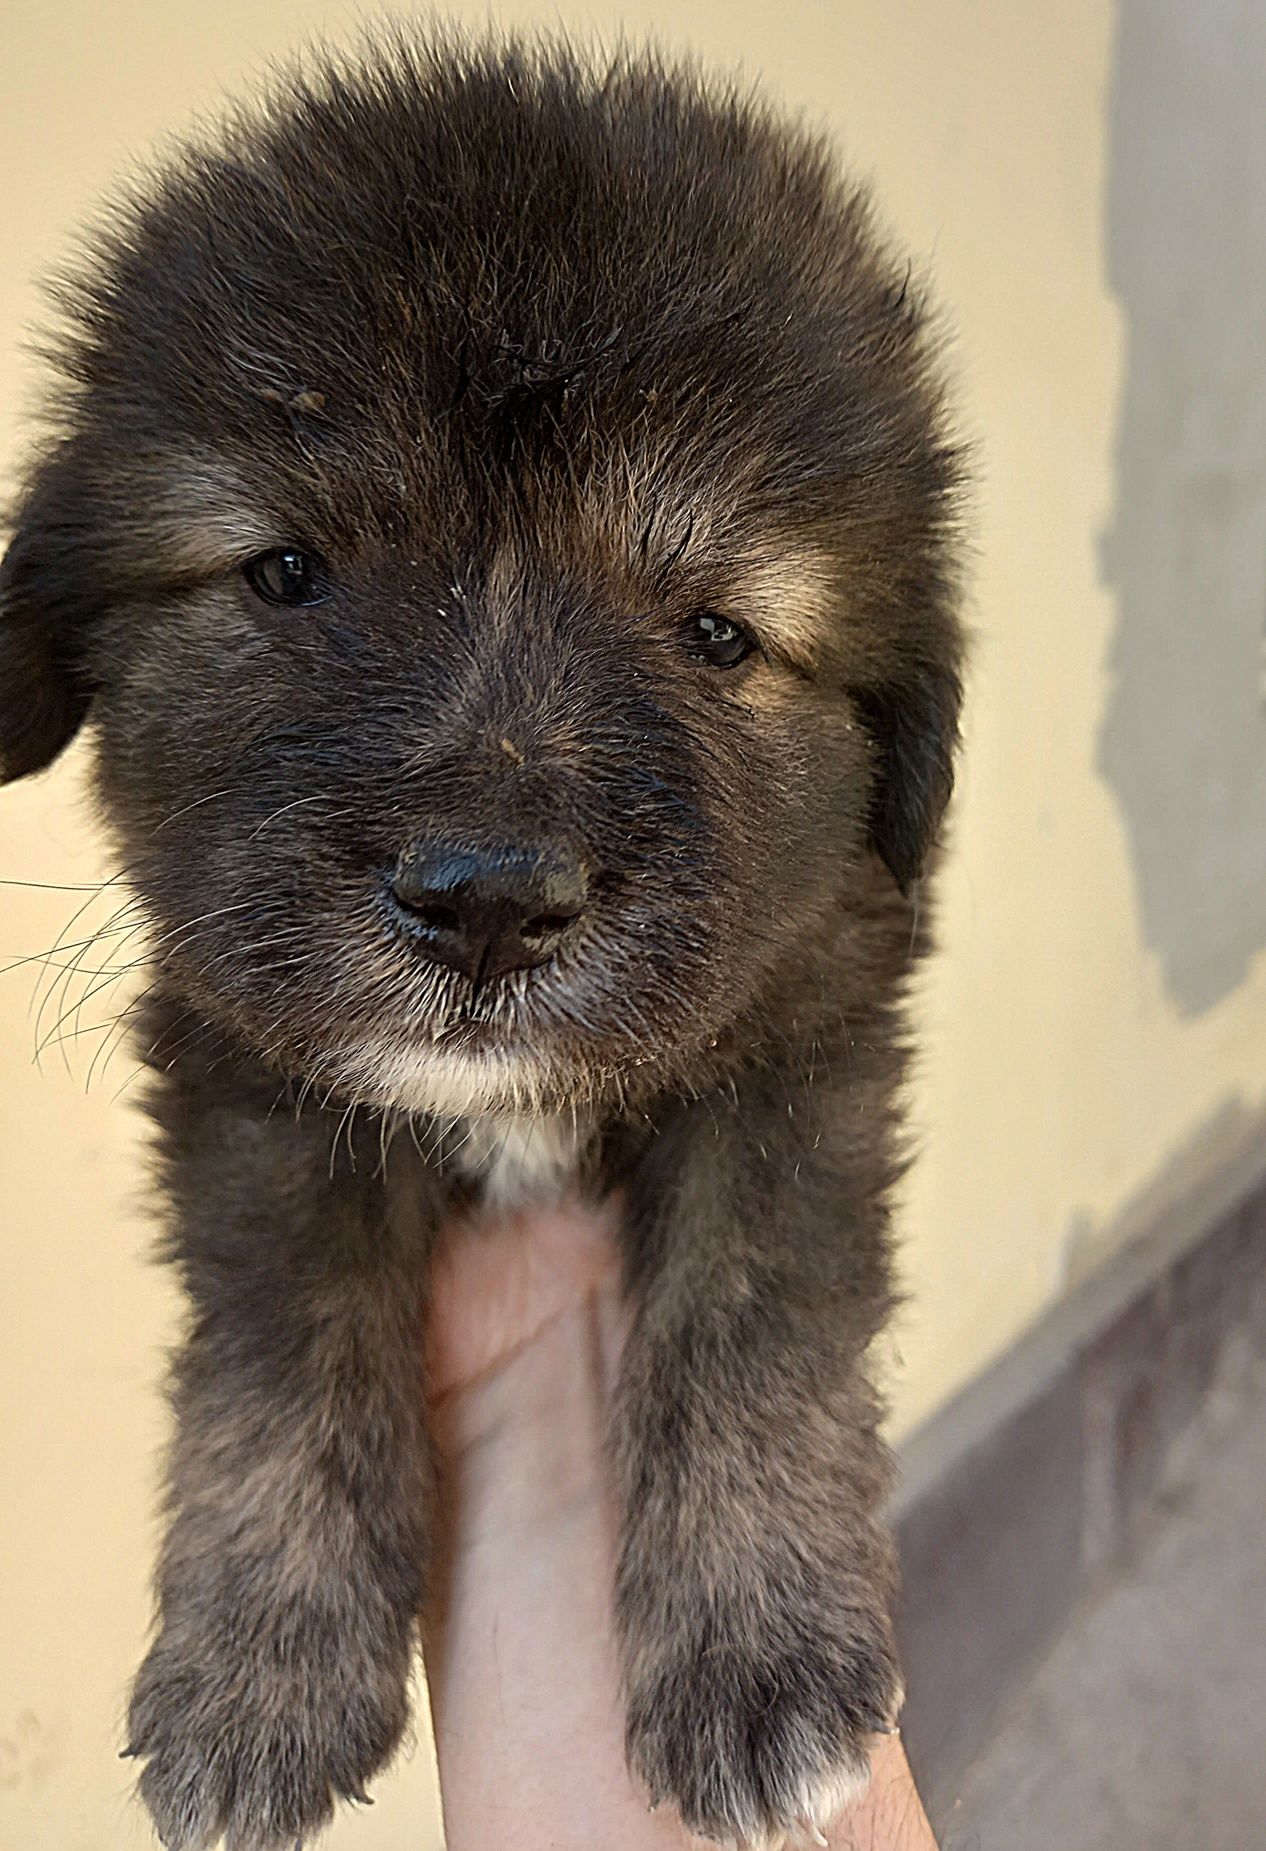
[390,838,591,981]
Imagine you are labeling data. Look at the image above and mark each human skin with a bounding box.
[423,1200,939,1851]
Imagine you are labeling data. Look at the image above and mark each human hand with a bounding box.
[422,1199,937,1851]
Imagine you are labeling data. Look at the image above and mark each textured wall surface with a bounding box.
[4,3,1266,1846]
[1099,0,1266,1013]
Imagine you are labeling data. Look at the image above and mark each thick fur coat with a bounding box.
[0,31,963,1851]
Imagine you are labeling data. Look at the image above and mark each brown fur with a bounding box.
[0,28,963,1849]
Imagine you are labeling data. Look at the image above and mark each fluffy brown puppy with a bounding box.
[0,30,963,1851]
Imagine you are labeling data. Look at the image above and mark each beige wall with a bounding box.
[5,2,1266,1845]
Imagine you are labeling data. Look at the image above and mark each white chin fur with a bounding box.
[342,1041,589,1208]
[452,1111,590,1209]
[344,1039,548,1119]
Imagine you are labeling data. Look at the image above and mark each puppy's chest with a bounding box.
[450,1112,590,1210]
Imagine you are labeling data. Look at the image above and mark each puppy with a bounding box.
[0,31,962,1851]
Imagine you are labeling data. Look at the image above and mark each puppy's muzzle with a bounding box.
[390,836,590,981]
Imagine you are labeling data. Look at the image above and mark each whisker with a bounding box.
[144,1013,218,1077]
[0,877,132,892]
[246,793,338,841]
[30,878,141,1064]
[66,911,153,1056]
[25,897,268,1078]
[152,789,235,833]
[35,963,145,1067]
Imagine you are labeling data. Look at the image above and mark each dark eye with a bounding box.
[242,548,329,607]
[686,612,756,669]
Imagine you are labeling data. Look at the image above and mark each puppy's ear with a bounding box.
[0,466,99,782]
[855,662,960,893]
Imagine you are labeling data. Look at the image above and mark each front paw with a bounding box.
[125,1615,412,1850]
[625,1610,901,1850]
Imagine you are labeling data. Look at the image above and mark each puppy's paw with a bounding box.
[626,1621,901,1850]
[125,1622,409,1849]
[742,1757,883,1851]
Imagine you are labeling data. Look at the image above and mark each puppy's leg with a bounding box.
[125,1032,435,1851]
[615,1080,902,1851]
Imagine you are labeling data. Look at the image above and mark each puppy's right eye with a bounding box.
[242,548,329,607]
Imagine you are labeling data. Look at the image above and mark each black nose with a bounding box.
[390,838,590,981]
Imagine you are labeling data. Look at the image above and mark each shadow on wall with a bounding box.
[1100,0,1266,1016]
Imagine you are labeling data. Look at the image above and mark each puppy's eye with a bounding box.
[686,612,756,669]
[242,548,329,607]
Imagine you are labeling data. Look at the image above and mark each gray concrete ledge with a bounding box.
[893,1120,1266,1820]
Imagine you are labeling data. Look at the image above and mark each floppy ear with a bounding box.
[855,661,961,894]
[0,471,99,782]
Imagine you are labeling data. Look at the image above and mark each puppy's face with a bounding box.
[82,473,874,1118]
[0,43,961,1117]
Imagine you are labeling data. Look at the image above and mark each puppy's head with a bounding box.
[0,36,961,1117]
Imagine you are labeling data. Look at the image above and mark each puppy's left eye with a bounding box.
[242,548,329,607]
[686,612,756,669]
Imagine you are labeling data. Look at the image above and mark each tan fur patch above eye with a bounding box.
[725,544,839,670]
[119,458,277,579]
[569,456,837,666]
